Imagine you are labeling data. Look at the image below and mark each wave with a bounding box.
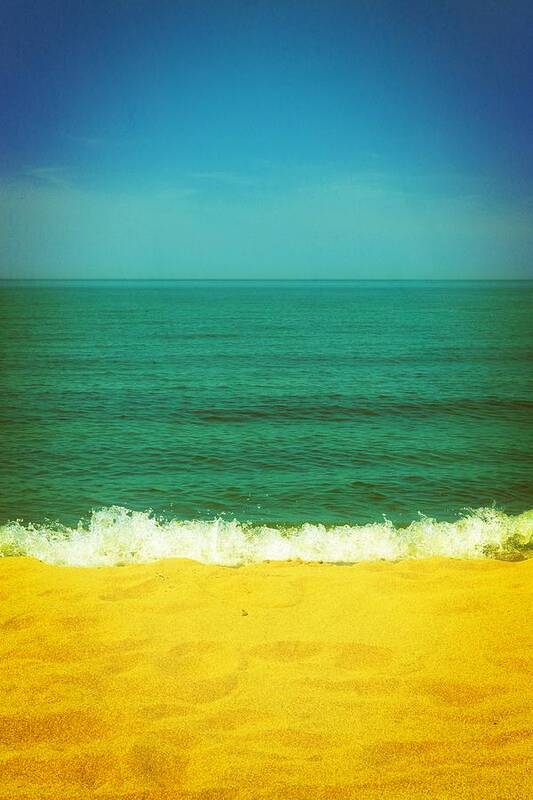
[0,507,531,567]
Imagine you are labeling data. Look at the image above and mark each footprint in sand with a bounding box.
[156,641,242,703]
[130,737,188,789]
[248,641,325,662]
[333,642,394,670]
[0,614,36,632]
[0,710,106,748]
[411,679,505,706]
[197,572,305,610]
[98,576,164,601]
[247,640,393,670]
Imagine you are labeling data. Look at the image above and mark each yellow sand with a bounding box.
[0,557,531,800]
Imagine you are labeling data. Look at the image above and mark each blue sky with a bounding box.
[1,0,532,278]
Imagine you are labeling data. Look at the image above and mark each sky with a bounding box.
[1,0,532,279]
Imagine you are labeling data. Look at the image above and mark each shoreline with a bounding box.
[1,556,531,799]
[1,506,531,567]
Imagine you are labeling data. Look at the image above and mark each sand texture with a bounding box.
[0,556,531,799]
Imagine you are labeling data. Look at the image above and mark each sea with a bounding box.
[0,279,531,566]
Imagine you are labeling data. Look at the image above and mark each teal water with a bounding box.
[0,280,532,564]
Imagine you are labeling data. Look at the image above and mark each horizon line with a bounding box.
[1,278,532,283]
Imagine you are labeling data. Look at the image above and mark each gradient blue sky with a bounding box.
[1,0,532,278]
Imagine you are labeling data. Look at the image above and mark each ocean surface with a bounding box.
[0,280,531,565]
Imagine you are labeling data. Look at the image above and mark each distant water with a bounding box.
[1,280,532,564]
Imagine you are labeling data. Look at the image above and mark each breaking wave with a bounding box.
[0,506,532,567]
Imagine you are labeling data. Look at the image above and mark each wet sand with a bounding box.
[0,556,531,799]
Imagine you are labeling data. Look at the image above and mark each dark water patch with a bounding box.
[187,397,532,423]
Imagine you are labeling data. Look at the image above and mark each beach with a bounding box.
[2,0,533,794]
[1,555,531,799]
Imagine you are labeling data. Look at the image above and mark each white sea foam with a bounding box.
[0,506,531,567]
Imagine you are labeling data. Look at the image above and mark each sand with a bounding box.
[0,556,531,799]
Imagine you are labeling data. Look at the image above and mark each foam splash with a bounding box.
[0,506,531,567]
